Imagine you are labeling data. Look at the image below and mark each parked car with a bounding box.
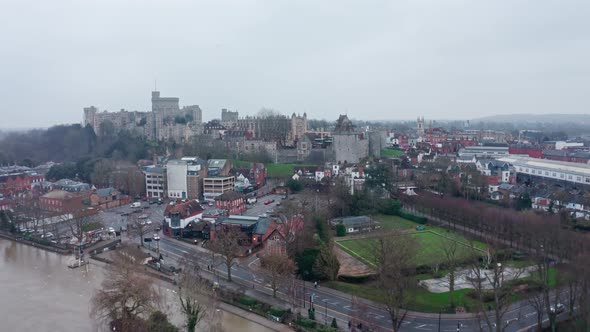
[108,227,116,233]
[264,200,272,205]
[130,202,141,208]
[146,220,153,225]
[550,303,565,314]
[41,232,54,239]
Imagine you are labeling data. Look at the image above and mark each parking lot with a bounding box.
[97,200,166,239]
[243,194,289,217]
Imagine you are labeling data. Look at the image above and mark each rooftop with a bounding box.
[498,156,590,177]
[42,190,75,200]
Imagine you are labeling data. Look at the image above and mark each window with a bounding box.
[545,171,549,176]
[576,176,581,181]
[552,172,556,177]
[568,175,572,180]
[560,174,565,178]
[526,168,529,172]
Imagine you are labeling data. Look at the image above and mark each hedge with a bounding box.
[398,211,428,224]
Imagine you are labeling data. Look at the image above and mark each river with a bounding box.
[0,239,272,332]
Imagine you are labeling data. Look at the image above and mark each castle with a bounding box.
[83,91,203,142]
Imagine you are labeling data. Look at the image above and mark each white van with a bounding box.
[130,202,141,208]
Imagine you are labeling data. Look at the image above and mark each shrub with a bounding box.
[238,296,257,307]
[335,224,346,237]
[269,307,287,318]
[297,318,316,329]
[398,211,428,224]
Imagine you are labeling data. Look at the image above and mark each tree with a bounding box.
[129,213,150,247]
[442,239,459,309]
[331,317,338,329]
[178,254,211,332]
[312,244,340,281]
[146,311,179,332]
[208,227,246,282]
[258,252,297,298]
[286,178,303,192]
[91,245,160,330]
[372,232,418,332]
[467,247,524,332]
[335,224,346,237]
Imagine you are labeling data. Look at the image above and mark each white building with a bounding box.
[143,165,166,198]
[167,160,189,199]
[498,156,590,186]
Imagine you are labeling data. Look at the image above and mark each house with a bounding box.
[0,197,14,211]
[214,191,246,215]
[163,199,204,237]
[54,179,91,193]
[90,188,123,209]
[40,190,84,213]
[315,168,325,182]
[330,216,378,234]
[0,173,32,196]
[258,215,305,256]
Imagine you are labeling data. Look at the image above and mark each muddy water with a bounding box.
[0,239,272,332]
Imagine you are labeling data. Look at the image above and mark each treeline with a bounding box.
[0,124,161,166]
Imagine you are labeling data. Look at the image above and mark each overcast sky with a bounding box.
[1,1,589,128]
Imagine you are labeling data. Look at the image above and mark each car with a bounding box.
[264,200,272,205]
[259,213,268,218]
[143,206,150,209]
[41,232,54,239]
[108,227,116,233]
[266,209,274,214]
[138,214,148,219]
[153,234,160,241]
[276,202,281,206]
[146,220,153,225]
[550,303,565,314]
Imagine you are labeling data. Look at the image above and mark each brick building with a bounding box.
[39,190,84,213]
[214,191,246,215]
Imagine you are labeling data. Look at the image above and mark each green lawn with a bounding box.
[232,160,319,178]
[324,281,481,313]
[372,214,418,230]
[337,231,486,267]
[266,163,318,177]
[381,149,405,157]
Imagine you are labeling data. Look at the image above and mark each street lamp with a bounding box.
[153,234,161,260]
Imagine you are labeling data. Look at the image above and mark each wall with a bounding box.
[331,133,369,163]
[167,162,188,199]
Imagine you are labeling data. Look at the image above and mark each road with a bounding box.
[93,198,567,331]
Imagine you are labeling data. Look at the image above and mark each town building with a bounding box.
[163,199,204,237]
[143,165,166,198]
[166,157,207,199]
[39,190,83,213]
[203,176,235,201]
[90,188,124,209]
[0,173,33,196]
[498,156,590,187]
[53,179,91,193]
[458,145,510,158]
[330,216,378,234]
[214,191,246,215]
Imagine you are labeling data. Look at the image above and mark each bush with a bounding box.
[335,224,346,237]
[466,289,494,302]
[297,318,316,329]
[238,296,258,307]
[398,211,428,224]
[268,307,287,318]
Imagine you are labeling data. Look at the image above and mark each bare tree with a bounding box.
[372,232,418,332]
[208,226,246,282]
[129,213,149,247]
[177,254,211,332]
[91,245,160,330]
[257,252,297,298]
[442,239,459,309]
[467,247,524,332]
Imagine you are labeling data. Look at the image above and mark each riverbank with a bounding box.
[0,239,280,332]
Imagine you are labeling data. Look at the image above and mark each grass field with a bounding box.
[381,149,405,157]
[372,214,418,230]
[324,280,480,313]
[232,160,318,178]
[338,231,486,267]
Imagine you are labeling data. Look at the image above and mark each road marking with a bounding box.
[414,324,432,330]
[343,306,358,312]
[506,318,518,325]
[524,311,536,318]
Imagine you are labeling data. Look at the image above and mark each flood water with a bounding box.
[0,239,272,332]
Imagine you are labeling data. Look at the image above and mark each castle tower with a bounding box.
[417,116,425,136]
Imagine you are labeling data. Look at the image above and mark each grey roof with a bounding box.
[219,215,259,227]
[96,187,116,197]
[254,217,271,234]
[208,159,228,169]
[331,216,373,227]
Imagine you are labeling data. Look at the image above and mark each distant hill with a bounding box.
[472,114,590,124]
